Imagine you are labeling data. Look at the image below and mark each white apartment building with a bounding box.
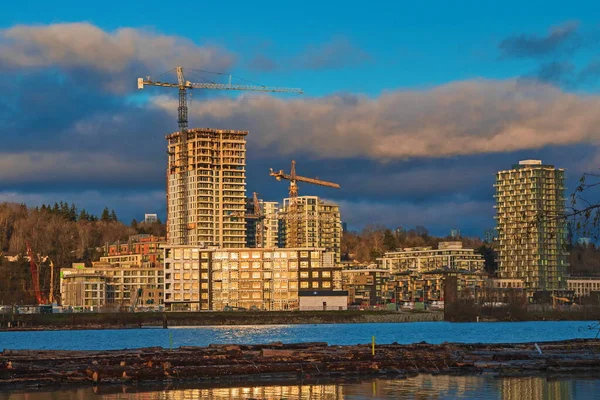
[378,242,485,273]
[495,160,568,292]
[567,277,600,298]
[166,128,247,248]
[281,196,342,263]
[163,246,342,311]
[60,264,164,309]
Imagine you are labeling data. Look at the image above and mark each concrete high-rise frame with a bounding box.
[494,160,568,293]
[281,196,342,263]
[166,128,247,248]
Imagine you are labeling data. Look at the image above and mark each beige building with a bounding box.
[378,242,484,273]
[166,128,247,247]
[60,264,164,309]
[262,201,281,248]
[567,277,600,298]
[281,196,342,263]
[495,160,568,292]
[163,246,343,311]
[61,273,108,310]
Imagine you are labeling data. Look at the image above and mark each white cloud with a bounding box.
[151,79,600,160]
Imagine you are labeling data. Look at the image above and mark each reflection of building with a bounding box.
[166,128,247,247]
[495,160,569,293]
[281,196,342,263]
[501,377,572,400]
[163,246,342,311]
[342,268,390,306]
[378,242,485,273]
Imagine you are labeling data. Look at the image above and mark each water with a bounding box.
[0,321,597,350]
[1,376,598,399]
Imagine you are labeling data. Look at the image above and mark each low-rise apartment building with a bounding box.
[163,246,343,311]
[387,270,488,305]
[378,242,485,273]
[105,234,165,267]
[567,277,600,298]
[60,273,108,310]
[60,263,164,310]
[342,268,390,306]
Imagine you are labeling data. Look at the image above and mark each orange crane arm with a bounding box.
[269,170,340,189]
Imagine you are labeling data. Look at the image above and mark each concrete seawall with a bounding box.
[0,310,443,330]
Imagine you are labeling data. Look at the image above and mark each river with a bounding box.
[1,321,600,399]
[0,320,598,350]
[1,376,599,399]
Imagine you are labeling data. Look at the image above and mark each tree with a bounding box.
[110,209,118,222]
[383,229,397,252]
[79,209,88,222]
[131,219,138,230]
[101,207,111,222]
[476,245,498,275]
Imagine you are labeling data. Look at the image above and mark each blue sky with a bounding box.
[1,1,600,236]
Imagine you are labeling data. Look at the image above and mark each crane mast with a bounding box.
[269,160,340,248]
[138,67,302,245]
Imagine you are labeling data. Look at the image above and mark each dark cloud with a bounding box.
[248,54,278,72]
[247,37,371,72]
[524,61,576,86]
[499,21,581,59]
[296,37,371,70]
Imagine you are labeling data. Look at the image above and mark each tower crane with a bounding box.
[269,160,340,248]
[245,192,266,247]
[26,241,46,305]
[138,66,303,245]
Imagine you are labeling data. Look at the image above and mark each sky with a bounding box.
[1,0,600,236]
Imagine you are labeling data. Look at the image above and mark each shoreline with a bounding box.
[2,339,600,390]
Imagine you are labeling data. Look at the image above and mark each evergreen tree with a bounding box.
[52,202,59,215]
[383,229,397,251]
[69,203,77,221]
[110,209,118,222]
[101,207,111,222]
[79,209,88,222]
[131,219,138,230]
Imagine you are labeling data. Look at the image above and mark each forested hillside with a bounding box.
[0,202,164,304]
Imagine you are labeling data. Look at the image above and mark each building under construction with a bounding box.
[166,128,247,248]
[280,196,342,263]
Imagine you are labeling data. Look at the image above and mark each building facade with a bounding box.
[495,160,569,292]
[106,234,166,267]
[378,242,485,273]
[166,128,247,248]
[280,196,342,263]
[163,246,343,311]
[342,268,390,306]
[387,270,488,305]
[567,277,600,298]
[60,273,108,310]
[60,264,164,310]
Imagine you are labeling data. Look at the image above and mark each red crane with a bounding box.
[26,241,46,305]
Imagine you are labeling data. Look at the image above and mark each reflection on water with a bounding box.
[1,375,599,400]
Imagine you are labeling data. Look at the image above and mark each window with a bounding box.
[300,282,309,288]
[312,282,320,288]
[300,271,309,278]
[312,271,319,278]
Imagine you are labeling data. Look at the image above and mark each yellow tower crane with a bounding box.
[138,67,303,244]
[269,160,340,248]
